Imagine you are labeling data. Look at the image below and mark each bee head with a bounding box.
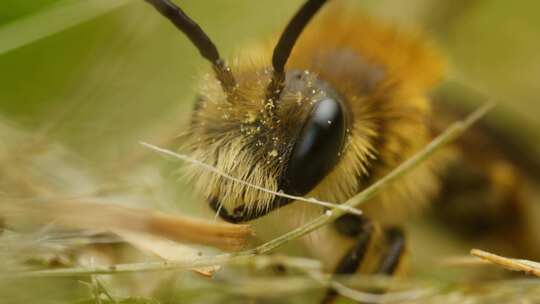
[146,0,344,222]
[148,0,443,223]
[183,65,348,223]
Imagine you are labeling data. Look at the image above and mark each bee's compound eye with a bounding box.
[283,98,346,195]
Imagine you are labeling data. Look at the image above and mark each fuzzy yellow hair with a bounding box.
[179,3,448,223]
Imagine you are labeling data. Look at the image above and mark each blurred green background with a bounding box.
[1,1,540,303]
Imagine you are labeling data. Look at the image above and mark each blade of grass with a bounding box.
[6,103,494,277]
[0,0,131,55]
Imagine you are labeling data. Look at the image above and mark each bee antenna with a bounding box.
[267,0,328,104]
[144,0,236,93]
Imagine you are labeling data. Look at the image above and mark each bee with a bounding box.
[144,0,540,302]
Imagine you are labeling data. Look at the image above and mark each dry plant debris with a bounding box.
[471,249,540,277]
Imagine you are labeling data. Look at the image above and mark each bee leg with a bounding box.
[322,215,406,304]
[376,227,406,275]
[321,215,374,304]
[360,228,406,303]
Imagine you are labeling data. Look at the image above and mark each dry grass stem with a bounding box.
[1,199,253,251]
[471,249,540,277]
[140,142,363,216]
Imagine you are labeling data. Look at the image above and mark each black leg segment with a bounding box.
[322,219,374,304]
[377,227,406,275]
[321,223,406,304]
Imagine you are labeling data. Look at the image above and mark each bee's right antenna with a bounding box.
[144,0,236,94]
[267,0,328,107]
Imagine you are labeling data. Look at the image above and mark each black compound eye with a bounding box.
[282,98,346,195]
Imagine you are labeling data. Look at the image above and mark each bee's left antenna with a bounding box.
[144,0,236,93]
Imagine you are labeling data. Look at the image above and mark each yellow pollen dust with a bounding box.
[244,112,257,123]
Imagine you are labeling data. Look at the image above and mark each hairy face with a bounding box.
[180,66,349,222]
